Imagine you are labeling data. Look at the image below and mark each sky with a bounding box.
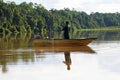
[4,0,120,14]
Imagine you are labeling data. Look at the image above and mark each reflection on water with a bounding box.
[80,30,120,41]
[0,51,35,73]
[55,30,120,41]
[0,33,95,73]
[0,45,95,73]
[63,52,71,70]
[0,30,120,80]
[0,33,33,50]
[33,39,95,71]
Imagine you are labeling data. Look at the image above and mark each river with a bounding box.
[0,30,120,80]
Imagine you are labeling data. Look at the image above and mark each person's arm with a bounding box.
[62,26,65,31]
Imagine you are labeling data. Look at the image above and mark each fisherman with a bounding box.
[62,21,70,39]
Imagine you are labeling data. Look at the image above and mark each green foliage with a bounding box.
[0,1,120,37]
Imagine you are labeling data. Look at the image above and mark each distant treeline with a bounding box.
[0,0,120,35]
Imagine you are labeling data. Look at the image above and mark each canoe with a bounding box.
[33,38,96,46]
[33,38,96,53]
[34,45,95,53]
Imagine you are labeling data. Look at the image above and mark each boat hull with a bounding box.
[33,38,96,46]
[34,45,95,53]
[33,38,96,53]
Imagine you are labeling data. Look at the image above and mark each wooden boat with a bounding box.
[34,45,95,53]
[33,38,96,53]
[33,38,96,47]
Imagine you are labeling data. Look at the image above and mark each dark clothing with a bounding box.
[62,25,70,39]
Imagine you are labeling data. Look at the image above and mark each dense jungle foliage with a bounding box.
[0,0,120,36]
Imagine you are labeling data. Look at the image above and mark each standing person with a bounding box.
[62,21,70,39]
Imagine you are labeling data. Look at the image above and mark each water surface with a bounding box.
[0,30,120,80]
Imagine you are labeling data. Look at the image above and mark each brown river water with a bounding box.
[0,30,120,80]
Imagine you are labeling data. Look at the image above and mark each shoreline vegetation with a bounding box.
[0,0,120,35]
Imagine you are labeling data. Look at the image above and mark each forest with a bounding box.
[0,0,120,36]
